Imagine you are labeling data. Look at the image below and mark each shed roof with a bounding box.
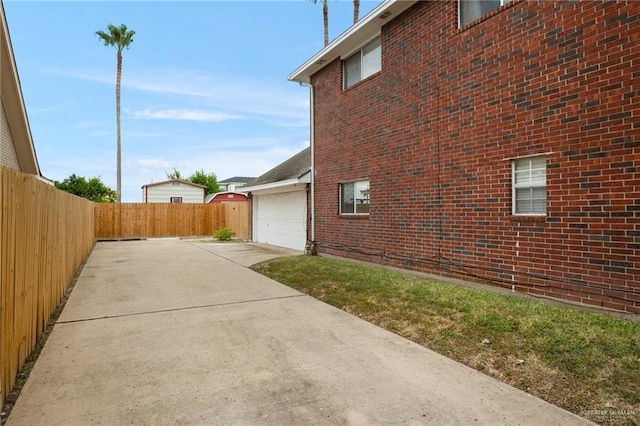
[141,178,207,189]
[206,191,249,203]
[219,176,256,184]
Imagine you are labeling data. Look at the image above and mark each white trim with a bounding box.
[288,0,418,84]
[511,155,547,216]
[241,172,311,195]
[1,2,41,176]
[340,179,370,215]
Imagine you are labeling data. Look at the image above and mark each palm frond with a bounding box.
[95,24,135,51]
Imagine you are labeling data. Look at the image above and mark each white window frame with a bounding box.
[340,180,370,215]
[343,36,381,89]
[170,196,183,203]
[459,0,513,28]
[511,155,546,216]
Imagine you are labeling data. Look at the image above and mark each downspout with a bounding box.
[300,82,316,253]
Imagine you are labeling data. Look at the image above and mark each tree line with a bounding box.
[54,168,220,203]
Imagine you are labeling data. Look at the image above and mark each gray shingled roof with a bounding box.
[218,176,256,184]
[248,147,310,186]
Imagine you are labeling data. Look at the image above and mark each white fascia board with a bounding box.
[1,2,41,176]
[298,170,311,183]
[288,0,418,84]
[241,174,310,195]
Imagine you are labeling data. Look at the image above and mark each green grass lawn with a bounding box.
[251,255,640,426]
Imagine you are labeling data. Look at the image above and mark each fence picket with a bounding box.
[0,166,94,403]
[1,165,249,404]
[94,202,248,240]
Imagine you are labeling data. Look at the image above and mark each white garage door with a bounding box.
[253,190,307,251]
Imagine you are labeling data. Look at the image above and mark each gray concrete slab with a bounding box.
[192,240,303,268]
[58,240,302,322]
[8,240,592,425]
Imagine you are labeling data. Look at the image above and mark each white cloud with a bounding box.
[30,101,72,114]
[45,66,309,127]
[73,121,102,129]
[137,158,172,169]
[130,108,240,122]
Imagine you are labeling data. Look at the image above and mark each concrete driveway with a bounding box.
[8,239,591,425]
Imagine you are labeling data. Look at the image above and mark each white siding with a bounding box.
[144,182,205,203]
[0,100,20,170]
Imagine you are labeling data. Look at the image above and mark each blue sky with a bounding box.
[4,0,378,201]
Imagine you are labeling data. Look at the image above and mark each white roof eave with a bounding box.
[241,172,311,195]
[288,0,418,84]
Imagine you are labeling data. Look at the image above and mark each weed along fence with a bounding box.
[94,202,249,240]
[0,166,95,403]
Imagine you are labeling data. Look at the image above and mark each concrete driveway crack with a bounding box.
[57,294,307,324]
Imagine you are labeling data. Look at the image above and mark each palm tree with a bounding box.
[311,0,329,47]
[96,24,135,203]
[353,0,360,24]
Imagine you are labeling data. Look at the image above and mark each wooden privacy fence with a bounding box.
[0,166,95,403]
[95,202,249,240]
[1,173,249,405]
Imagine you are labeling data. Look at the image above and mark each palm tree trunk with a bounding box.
[323,0,329,46]
[116,51,122,203]
[353,0,360,24]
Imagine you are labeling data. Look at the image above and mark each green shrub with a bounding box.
[213,227,236,241]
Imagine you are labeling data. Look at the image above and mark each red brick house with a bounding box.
[289,0,640,314]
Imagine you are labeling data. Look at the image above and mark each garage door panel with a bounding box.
[254,191,306,251]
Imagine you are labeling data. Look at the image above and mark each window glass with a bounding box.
[341,183,355,214]
[361,38,381,80]
[512,156,546,215]
[340,180,370,215]
[354,180,370,214]
[459,0,505,27]
[344,54,361,88]
[344,36,381,88]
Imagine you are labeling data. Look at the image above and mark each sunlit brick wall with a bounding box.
[311,0,640,313]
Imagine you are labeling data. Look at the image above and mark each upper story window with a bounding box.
[459,0,514,27]
[340,180,370,215]
[512,155,546,215]
[343,36,381,89]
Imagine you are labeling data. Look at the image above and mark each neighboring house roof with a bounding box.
[241,147,311,193]
[289,0,418,84]
[0,1,40,175]
[141,178,207,189]
[219,176,256,184]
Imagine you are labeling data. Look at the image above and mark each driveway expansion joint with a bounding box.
[56,294,307,324]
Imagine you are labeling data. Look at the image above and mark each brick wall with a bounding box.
[310,0,640,313]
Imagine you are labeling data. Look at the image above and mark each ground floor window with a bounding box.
[512,155,546,215]
[340,180,370,215]
[170,197,183,203]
